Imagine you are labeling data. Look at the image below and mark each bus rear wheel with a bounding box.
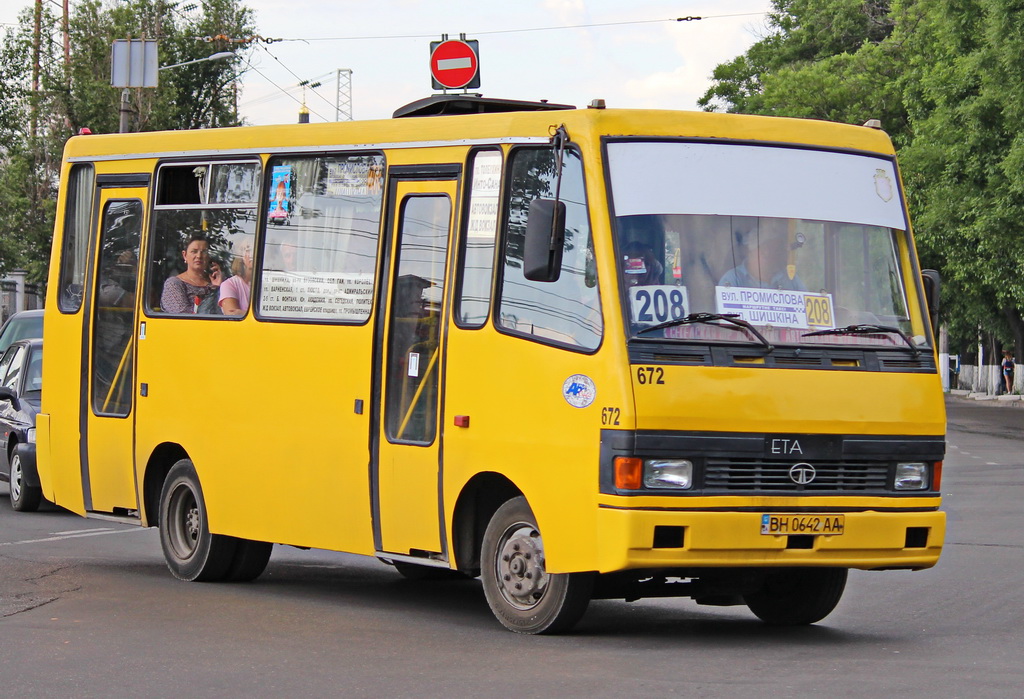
[159,459,237,582]
[480,496,593,634]
[743,568,848,625]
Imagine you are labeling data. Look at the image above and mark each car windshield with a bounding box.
[0,313,43,353]
[606,141,928,350]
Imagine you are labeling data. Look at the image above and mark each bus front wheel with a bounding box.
[480,496,593,634]
[159,459,237,582]
[743,567,848,625]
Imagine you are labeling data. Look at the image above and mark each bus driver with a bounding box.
[719,219,806,291]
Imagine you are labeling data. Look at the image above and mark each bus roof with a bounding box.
[62,104,897,163]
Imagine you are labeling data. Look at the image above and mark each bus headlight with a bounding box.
[643,459,693,490]
[895,462,928,490]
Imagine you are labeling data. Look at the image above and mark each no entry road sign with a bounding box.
[430,39,481,90]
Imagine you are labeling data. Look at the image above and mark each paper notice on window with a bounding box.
[715,286,835,330]
[259,271,374,321]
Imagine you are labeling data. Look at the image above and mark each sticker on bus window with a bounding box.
[268,165,291,221]
[324,160,383,197]
[563,374,596,408]
[715,286,835,330]
[467,151,502,240]
[629,285,689,326]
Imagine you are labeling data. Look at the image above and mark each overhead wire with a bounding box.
[210,10,770,120]
[249,43,333,119]
[254,12,767,43]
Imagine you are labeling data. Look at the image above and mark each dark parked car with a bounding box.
[0,309,44,353]
[0,337,43,511]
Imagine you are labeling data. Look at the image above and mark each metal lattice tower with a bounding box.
[336,69,353,121]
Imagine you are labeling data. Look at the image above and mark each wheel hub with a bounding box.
[11,456,22,500]
[495,523,549,609]
[185,507,200,543]
[167,483,201,559]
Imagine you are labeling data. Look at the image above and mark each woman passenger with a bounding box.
[161,235,221,314]
[219,241,253,315]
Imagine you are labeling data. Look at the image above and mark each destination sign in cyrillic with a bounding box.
[715,286,835,330]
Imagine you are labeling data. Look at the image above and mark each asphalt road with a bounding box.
[1,396,1021,698]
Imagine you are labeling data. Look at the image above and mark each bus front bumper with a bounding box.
[595,505,945,572]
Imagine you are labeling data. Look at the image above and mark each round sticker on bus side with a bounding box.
[562,374,596,408]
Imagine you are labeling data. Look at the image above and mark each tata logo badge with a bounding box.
[562,374,596,408]
[789,462,817,485]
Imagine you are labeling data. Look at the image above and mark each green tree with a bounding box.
[0,0,255,283]
[700,0,1024,358]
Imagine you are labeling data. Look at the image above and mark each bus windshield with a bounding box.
[606,140,928,350]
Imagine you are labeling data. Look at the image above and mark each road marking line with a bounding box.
[0,528,148,547]
[49,528,114,535]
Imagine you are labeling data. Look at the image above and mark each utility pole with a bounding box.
[31,0,41,139]
[336,69,353,121]
[63,0,72,133]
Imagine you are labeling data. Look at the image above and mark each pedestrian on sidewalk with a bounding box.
[1001,349,1015,394]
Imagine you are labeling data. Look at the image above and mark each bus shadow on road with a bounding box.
[574,598,880,645]
[91,542,897,643]
[123,551,888,642]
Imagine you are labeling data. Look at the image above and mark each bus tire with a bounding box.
[225,539,273,582]
[159,459,237,582]
[743,568,847,626]
[480,496,593,634]
[9,446,42,513]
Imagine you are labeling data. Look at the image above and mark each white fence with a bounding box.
[951,362,1021,395]
[0,270,44,323]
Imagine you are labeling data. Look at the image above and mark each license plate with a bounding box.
[761,514,845,535]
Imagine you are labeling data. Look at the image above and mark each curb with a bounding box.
[946,391,1024,407]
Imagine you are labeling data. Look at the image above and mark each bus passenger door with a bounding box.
[374,178,457,557]
[83,189,145,514]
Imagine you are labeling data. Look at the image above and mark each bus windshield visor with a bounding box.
[607,141,929,350]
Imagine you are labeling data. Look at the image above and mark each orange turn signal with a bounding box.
[932,461,942,490]
[614,457,643,490]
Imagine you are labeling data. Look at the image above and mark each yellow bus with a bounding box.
[37,95,945,634]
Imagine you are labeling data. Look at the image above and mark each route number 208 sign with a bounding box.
[629,285,690,325]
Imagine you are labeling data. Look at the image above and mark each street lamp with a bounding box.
[116,50,235,132]
[159,51,234,72]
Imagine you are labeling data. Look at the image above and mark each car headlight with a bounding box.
[643,459,693,490]
[895,462,928,490]
[27,427,36,444]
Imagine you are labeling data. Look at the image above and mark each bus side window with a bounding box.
[256,153,384,323]
[58,164,95,313]
[456,149,502,327]
[498,147,601,351]
[148,161,260,317]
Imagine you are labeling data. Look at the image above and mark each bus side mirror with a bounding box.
[922,269,940,340]
[523,198,566,282]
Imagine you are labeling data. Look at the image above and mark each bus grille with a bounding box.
[704,460,890,492]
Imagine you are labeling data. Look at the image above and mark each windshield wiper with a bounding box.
[638,312,773,352]
[802,323,920,356]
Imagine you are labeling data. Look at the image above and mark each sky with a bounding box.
[1,1,775,125]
